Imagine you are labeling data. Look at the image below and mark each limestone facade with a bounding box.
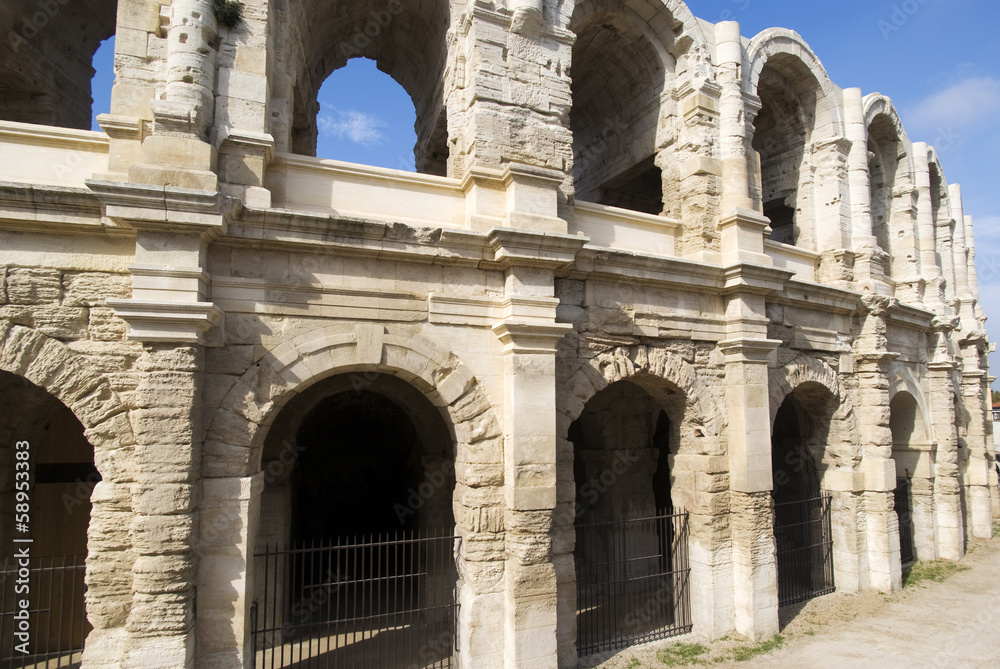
[0,1,994,668]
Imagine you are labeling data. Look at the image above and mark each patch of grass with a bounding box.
[624,659,642,669]
[656,642,708,667]
[731,635,784,662]
[902,559,970,587]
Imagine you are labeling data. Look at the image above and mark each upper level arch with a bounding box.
[567,0,709,217]
[746,29,845,249]
[864,94,918,282]
[271,0,452,175]
[0,0,117,129]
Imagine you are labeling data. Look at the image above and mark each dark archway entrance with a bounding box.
[252,373,457,668]
[569,381,690,657]
[0,370,96,665]
[771,391,835,607]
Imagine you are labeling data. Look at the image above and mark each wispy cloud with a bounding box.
[318,109,388,147]
[908,76,1000,133]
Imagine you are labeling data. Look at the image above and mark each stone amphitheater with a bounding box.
[0,1,993,668]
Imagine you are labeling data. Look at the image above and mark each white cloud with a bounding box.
[908,76,1000,133]
[318,109,388,147]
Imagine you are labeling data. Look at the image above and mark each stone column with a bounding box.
[716,21,752,214]
[949,184,975,326]
[844,88,887,291]
[928,316,964,560]
[489,227,580,669]
[913,143,944,313]
[853,296,902,592]
[130,0,220,190]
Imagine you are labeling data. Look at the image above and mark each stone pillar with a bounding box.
[813,137,854,286]
[87,180,231,668]
[966,215,987,327]
[196,475,263,669]
[844,88,887,291]
[913,143,944,313]
[448,3,573,214]
[122,345,203,668]
[489,228,580,669]
[958,331,994,540]
[928,316,964,560]
[719,263,787,640]
[853,296,902,592]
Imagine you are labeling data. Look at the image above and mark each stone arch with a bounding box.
[559,345,723,449]
[888,365,933,441]
[0,0,116,129]
[745,28,845,139]
[864,93,918,282]
[769,354,860,470]
[268,0,452,173]
[0,321,135,641]
[203,323,505,596]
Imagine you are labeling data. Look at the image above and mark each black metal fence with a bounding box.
[0,554,88,668]
[894,477,915,564]
[251,530,459,669]
[774,493,835,607]
[574,510,691,657]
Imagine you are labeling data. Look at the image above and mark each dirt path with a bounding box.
[594,533,1000,669]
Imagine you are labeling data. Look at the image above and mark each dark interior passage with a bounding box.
[254,374,458,668]
[771,390,835,607]
[0,371,95,660]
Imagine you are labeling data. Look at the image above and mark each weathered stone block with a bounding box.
[6,267,61,304]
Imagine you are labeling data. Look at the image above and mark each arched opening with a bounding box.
[89,36,115,131]
[0,370,96,663]
[569,380,690,657]
[770,383,835,607]
[868,115,902,277]
[252,372,457,668]
[280,0,450,176]
[569,7,669,215]
[752,54,826,248]
[0,0,116,129]
[889,391,929,565]
[314,58,418,171]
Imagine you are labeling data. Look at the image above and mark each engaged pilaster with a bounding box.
[489,228,581,669]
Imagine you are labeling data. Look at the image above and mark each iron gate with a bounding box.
[774,493,835,607]
[575,510,691,657]
[894,477,915,564]
[251,530,459,669]
[0,554,88,668]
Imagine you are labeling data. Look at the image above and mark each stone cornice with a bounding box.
[106,298,222,345]
[86,179,238,237]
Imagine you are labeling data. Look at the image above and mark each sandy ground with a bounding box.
[590,532,1000,669]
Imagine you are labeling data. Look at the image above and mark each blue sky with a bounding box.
[89,1,1000,383]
